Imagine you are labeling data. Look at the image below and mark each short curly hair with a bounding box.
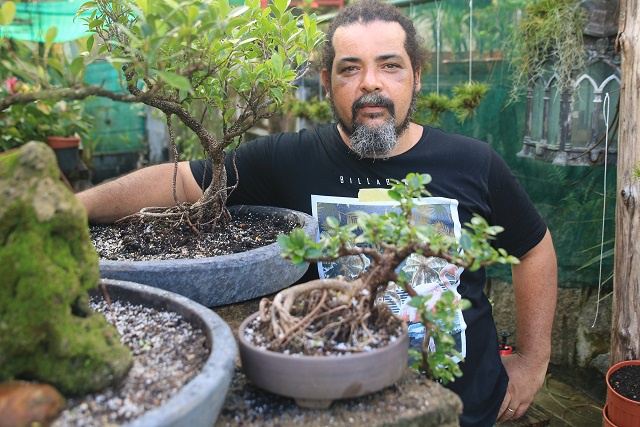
[321,0,429,78]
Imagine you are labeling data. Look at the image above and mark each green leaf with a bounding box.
[459,234,472,251]
[86,34,95,53]
[69,56,86,80]
[0,1,16,25]
[135,0,148,15]
[44,26,58,50]
[325,217,339,229]
[156,70,194,94]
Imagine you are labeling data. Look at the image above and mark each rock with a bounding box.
[0,381,65,427]
[0,142,133,396]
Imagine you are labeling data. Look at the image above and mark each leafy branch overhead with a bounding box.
[1,0,324,229]
[276,173,519,383]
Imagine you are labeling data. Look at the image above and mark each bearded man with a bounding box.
[79,1,557,426]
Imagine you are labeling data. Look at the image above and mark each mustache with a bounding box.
[352,93,395,112]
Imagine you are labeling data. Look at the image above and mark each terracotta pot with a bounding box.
[46,136,81,174]
[238,311,409,409]
[604,403,617,426]
[46,136,81,149]
[606,360,640,427]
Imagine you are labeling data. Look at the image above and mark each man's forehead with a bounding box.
[332,20,407,56]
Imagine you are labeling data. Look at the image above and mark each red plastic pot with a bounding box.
[606,360,640,427]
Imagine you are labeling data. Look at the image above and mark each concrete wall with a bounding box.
[485,279,612,375]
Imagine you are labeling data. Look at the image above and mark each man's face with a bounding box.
[322,20,421,158]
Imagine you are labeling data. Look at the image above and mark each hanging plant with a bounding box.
[508,0,588,103]
[450,81,490,122]
[416,92,452,126]
[416,81,489,126]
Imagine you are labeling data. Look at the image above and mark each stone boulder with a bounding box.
[0,142,132,395]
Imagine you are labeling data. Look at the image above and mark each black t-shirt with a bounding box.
[191,123,547,427]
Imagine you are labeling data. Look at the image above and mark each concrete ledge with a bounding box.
[215,368,463,427]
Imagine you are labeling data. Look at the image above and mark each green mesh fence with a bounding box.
[82,62,146,156]
[399,0,616,289]
[0,0,90,43]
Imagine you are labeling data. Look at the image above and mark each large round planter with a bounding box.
[238,311,409,409]
[99,205,318,307]
[94,279,237,427]
[606,360,640,427]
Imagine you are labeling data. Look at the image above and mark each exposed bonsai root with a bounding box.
[115,196,232,235]
[256,279,404,355]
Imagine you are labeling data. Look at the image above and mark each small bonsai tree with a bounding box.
[271,173,519,383]
[0,0,323,230]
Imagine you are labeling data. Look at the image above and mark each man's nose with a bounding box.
[360,68,382,93]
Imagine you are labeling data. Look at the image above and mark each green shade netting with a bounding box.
[399,0,616,289]
[0,0,246,42]
[0,0,90,43]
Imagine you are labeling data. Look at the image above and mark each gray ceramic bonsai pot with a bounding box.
[238,311,409,409]
[98,206,318,307]
[94,279,237,427]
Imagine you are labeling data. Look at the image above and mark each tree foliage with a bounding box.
[0,0,324,228]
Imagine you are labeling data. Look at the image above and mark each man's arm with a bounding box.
[77,161,204,223]
[497,229,557,422]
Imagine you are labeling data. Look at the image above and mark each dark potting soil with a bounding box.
[90,210,297,261]
[609,365,640,402]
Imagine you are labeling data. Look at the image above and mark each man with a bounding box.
[78,0,557,425]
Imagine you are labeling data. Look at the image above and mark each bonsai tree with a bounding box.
[0,0,323,229]
[269,173,519,383]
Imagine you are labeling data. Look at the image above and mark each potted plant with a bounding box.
[0,141,237,426]
[44,100,93,176]
[605,359,640,427]
[238,173,519,407]
[0,77,92,175]
[0,0,324,305]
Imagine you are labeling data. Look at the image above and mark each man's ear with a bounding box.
[414,68,422,92]
[321,69,331,99]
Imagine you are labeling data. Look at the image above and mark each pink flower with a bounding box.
[4,77,19,95]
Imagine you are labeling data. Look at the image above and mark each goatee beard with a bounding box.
[333,91,417,159]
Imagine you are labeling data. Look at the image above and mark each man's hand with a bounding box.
[497,352,549,422]
[497,229,557,423]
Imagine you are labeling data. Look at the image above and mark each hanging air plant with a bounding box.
[416,81,489,126]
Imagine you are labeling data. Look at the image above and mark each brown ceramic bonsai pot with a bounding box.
[238,311,409,409]
[606,360,640,427]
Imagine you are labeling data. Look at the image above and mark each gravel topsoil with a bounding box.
[52,299,208,427]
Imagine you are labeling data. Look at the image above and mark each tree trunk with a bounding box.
[196,149,229,227]
[612,0,640,363]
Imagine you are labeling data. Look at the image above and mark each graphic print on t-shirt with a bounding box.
[311,194,468,361]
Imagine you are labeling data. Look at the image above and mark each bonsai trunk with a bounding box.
[190,149,231,229]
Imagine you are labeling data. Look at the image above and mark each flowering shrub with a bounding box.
[0,78,92,152]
